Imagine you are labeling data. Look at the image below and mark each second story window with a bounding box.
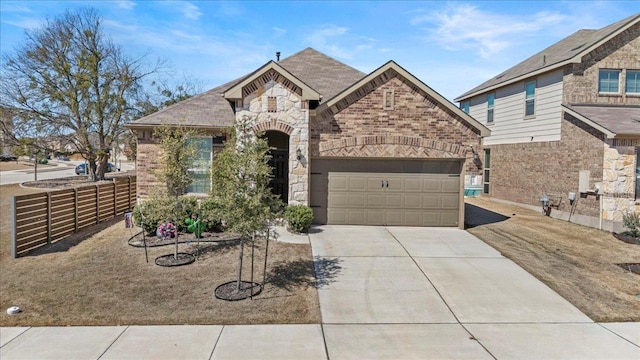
[487,94,494,123]
[525,81,536,117]
[462,101,470,114]
[626,70,640,94]
[598,69,620,93]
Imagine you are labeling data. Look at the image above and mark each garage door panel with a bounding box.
[327,172,460,227]
[385,194,404,208]
[441,194,459,209]
[441,177,460,192]
[440,211,459,227]
[366,194,385,208]
[422,178,441,192]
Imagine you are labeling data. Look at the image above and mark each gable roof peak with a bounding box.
[456,13,640,101]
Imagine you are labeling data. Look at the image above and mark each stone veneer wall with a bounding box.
[602,138,639,223]
[312,76,483,175]
[487,113,604,220]
[237,80,309,205]
[563,23,640,105]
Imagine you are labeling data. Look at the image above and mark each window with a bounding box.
[626,70,640,94]
[462,101,470,114]
[598,69,620,93]
[524,81,536,117]
[483,149,490,194]
[186,137,213,193]
[487,94,495,123]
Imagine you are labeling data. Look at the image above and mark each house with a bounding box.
[128,48,490,227]
[455,14,640,232]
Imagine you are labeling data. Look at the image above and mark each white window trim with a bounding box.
[524,80,536,118]
[598,69,621,94]
[625,70,640,94]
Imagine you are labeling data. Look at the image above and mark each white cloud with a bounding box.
[2,17,44,30]
[180,2,202,20]
[272,27,287,38]
[304,25,376,60]
[414,4,567,59]
[115,1,136,10]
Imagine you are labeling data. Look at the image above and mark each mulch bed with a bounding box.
[613,232,640,245]
[155,253,196,267]
[128,231,240,248]
[214,280,263,301]
[616,263,640,275]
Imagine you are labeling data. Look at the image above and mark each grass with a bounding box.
[0,184,320,326]
[466,196,640,322]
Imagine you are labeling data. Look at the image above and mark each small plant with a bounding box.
[200,197,225,232]
[133,197,174,235]
[622,210,640,238]
[156,222,176,239]
[284,204,314,233]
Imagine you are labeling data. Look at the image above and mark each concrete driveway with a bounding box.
[2,225,639,359]
[311,225,640,359]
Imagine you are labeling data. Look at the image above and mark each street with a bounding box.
[0,161,135,186]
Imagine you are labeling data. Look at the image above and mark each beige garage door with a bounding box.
[327,172,460,226]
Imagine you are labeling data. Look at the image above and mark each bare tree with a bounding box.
[0,7,162,180]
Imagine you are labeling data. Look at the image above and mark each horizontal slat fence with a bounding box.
[11,176,136,258]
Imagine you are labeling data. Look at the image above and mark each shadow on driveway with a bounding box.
[464,203,510,229]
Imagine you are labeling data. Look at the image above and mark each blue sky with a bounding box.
[1,1,638,102]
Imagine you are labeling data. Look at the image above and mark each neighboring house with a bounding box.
[456,14,640,232]
[128,48,490,227]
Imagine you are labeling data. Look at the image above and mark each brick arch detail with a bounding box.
[318,135,468,157]
[251,119,295,135]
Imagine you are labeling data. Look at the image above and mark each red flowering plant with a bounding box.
[156,222,177,239]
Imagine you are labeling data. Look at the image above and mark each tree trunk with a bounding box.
[236,236,245,291]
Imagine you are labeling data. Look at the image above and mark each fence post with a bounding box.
[11,196,16,258]
[74,188,78,232]
[96,184,100,225]
[112,179,117,216]
[46,192,51,244]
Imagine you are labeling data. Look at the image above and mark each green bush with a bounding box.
[199,197,225,232]
[284,204,313,233]
[622,210,640,237]
[132,195,199,235]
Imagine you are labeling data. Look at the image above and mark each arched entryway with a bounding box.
[265,130,289,202]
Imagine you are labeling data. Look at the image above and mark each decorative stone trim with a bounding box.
[251,118,295,135]
[318,135,467,157]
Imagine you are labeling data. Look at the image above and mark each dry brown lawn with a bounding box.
[0,161,33,172]
[0,184,320,326]
[466,197,640,322]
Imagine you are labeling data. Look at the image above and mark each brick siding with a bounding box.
[563,23,640,105]
[311,76,483,175]
[487,113,605,217]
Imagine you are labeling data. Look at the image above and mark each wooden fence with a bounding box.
[11,176,136,258]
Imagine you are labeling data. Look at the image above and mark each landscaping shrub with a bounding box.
[622,210,640,237]
[132,195,199,235]
[199,197,225,232]
[284,204,313,233]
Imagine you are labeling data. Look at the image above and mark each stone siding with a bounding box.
[135,138,164,199]
[602,138,639,222]
[237,80,309,205]
[312,76,483,175]
[486,113,605,219]
[563,23,640,105]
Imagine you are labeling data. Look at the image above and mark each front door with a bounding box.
[269,149,289,202]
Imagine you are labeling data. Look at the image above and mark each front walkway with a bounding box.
[1,226,639,359]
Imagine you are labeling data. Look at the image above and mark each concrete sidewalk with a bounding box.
[2,226,639,359]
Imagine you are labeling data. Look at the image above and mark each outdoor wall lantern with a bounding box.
[296,148,302,160]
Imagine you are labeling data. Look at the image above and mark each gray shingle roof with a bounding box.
[277,47,365,100]
[564,104,640,137]
[456,14,640,101]
[129,48,364,127]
